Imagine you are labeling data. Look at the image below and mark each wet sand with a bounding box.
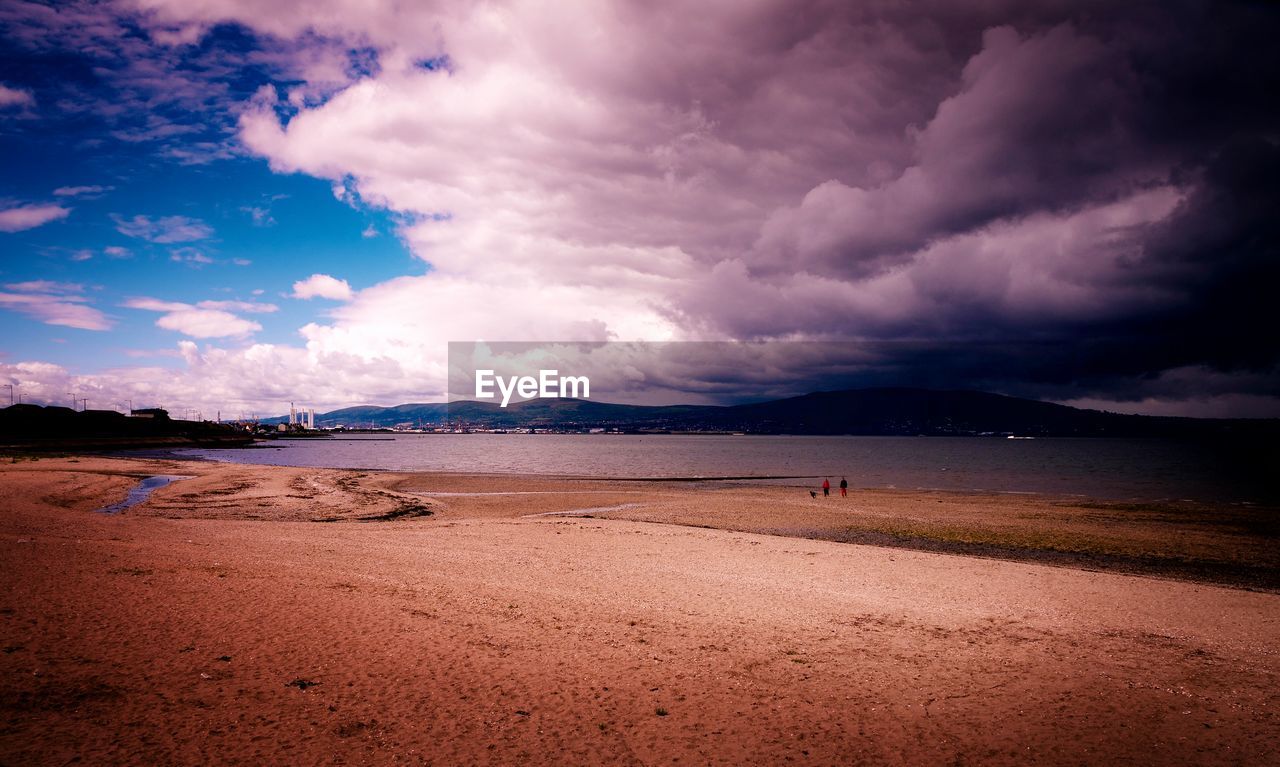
[2,455,1278,765]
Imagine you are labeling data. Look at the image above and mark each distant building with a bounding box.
[130,408,169,420]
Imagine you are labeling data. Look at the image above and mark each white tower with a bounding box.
[289,402,296,426]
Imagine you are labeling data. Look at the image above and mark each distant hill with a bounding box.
[267,388,1278,438]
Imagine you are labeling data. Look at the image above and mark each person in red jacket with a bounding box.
[822,478,830,497]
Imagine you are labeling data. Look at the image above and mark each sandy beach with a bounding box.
[2,455,1278,765]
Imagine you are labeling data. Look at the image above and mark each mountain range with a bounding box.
[263,388,1277,438]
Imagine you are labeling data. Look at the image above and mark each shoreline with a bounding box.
[3,454,1279,764]
[126,432,1280,508]
[16,452,1280,591]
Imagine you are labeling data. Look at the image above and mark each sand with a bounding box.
[2,455,1278,765]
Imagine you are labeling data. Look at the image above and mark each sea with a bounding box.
[173,434,1278,505]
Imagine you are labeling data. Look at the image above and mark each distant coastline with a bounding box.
[262,387,1280,439]
[8,386,1278,453]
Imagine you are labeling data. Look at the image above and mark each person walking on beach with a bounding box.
[822,478,830,497]
[839,477,848,498]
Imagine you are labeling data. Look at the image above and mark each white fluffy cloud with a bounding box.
[0,83,34,108]
[53,184,112,197]
[112,214,213,243]
[0,281,111,330]
[198,299,279,313]
[5,280,81,293]
[291,273,353,301]
[0,203,70,232]
[155,309,260,338]
[0,341,443,417]
[169,248,214,266]
[123,296,266,338]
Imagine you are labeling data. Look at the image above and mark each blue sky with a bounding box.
[1,1,1278,417]
[0,11,419,372]
[1,151,416,369]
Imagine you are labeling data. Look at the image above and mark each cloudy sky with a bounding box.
[1,0,1277,418]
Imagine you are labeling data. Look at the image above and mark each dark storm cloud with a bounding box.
[668,1,1280,413]
[753,23,1148,277]
[1091,137,1280,376]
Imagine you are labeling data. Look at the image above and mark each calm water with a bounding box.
[95,475,192,514]
[175,434,1278,504]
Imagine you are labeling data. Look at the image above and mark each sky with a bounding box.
[1,0,1278,418]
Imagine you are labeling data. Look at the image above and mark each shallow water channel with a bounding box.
[96,475,192,514]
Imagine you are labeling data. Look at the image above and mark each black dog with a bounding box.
[809,490,818,499]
